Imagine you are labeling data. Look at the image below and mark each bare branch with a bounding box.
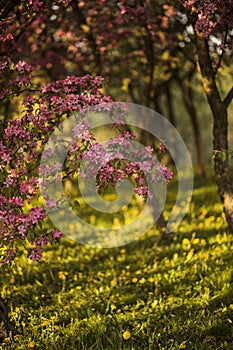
[0,0,22,21]
[224,86,233,108]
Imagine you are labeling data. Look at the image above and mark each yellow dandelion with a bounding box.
[182,238,191,250]
[110,304,117,311]
[10,277,15,284]
[193,238,200,245]
[132,277,138,283]
[151,300,158,308]
[110,278,117,287]
[148,277,155,283]
[117,256,123,262]
[139,277,146,284]
[3,337,10,343]
[182,238,190,245]
[29,341,36,348]
[200,239,206,245]
[41,320,50,327]
[58,271,68,280]
[123,330,131,340]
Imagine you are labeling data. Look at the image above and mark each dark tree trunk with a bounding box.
[196,34,233,232]
[179,78,206,176]
[165,84,176,127]
[0,297,18,343]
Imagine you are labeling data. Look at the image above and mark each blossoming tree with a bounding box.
[0,1,173,264]
[0,0,174,340]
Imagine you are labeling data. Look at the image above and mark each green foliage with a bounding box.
[213,150,233,162]
[1,175,233,349]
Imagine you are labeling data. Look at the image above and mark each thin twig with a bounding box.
[214,25,228,76]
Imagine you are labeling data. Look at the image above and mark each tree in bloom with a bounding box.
[0,1,173,266]
[0,71,112,264]
[0,3,109,265]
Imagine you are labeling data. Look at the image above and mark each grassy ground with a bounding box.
[1,173,233,350]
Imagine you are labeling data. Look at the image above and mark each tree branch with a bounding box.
[224,86,233,108]
[195,33,222,110]
[214,25,229,76]
[0,0,22,20]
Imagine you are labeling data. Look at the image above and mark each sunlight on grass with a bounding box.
[1,176,233,349]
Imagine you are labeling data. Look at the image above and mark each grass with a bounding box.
[1,172,233,349]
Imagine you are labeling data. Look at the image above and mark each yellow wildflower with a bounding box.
[29,341,36,348]
[123,331,131,340]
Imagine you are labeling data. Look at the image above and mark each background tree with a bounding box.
[179,0,233,231]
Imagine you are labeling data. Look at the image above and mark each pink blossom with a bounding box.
[134,187,148,197]
[45,199,58,209]
[15,60,33,73]
[4,176,18,188]
[3,249,15,262]
[23,96,36,106]
[58,0,72,5]
[29,247,43,261]
[35,236,49,246]
[20,178,38,196]
[0,141,12,164]
[72,120,91,140]
[17,224,28,238]
[137,175,146,187]
[156,164,173,184]
[123,131,135,139]
[51,229,62,240]
[29,0,44,11]
[9,197,23,207]
[0,195,7,205]
[125,162,138,175]
[195,15,213,36]
[27,207,46,224]
[159,143,166,153]
[138,160,151,173]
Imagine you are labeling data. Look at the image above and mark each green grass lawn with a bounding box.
[1,173,233,350]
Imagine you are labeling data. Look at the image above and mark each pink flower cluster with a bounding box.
[0,56,33,100]
[78,135,173,197]
[184,0,233,41]
[0,34,116,264]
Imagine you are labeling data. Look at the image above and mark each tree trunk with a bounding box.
[165,84,177,127]
[196,33,233,232]
[179,78,206,176]
[0,297,19,343]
